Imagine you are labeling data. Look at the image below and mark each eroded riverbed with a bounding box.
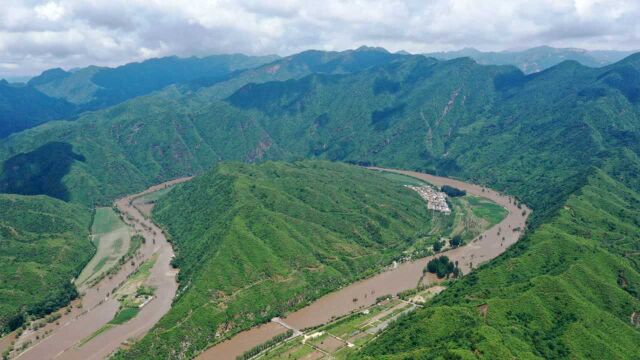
[197,168,530,359]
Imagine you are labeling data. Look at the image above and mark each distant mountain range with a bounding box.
[424,45,636,73]
[1,46,640,358]
[0,54,278,138]
[1,46,636,138]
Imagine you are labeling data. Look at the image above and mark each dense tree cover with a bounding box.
[441,185,466,197]
[115,161,439,359]
[1,48,640,358]
[0,194,93,334]
[0,54,279,139]
[0,80,75,138]
[29,54,279,109]
[355,162,640,359]
[425,256,460,278]
[0,47,409,205]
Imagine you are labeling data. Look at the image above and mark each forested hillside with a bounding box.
[117,161,439,358]
[0,80,76,138]
[0,195,93,333]
[28,54,279,110]
[0,54,278,139]
[1,47,639,358]
[356,157,640,359]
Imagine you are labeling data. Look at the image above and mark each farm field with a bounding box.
[259,286,446,360]
[75,207,131,287]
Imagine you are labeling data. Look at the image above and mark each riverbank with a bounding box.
[4,178,190,360]
[196,168,530,359]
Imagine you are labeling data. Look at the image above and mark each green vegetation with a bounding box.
[110,307,140,325]
[75,207,131,286]
[424,46,634,73]
[236,330,293,360]
[465,196,508,227]
[115,161,443,359]
[425,256,461,278]
[1,47,640,359]
[441,185,466,197]
[0,195,92,333]
[355,166,640,359]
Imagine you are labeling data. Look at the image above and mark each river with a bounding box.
[197,168,530,359]
[7,178,190,360]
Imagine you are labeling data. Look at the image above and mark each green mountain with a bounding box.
[425,46,635,73]
[0,47,409,205]
[0,194,93,333]
[118,161,440,358]
[0,80,76,138]
[1,48,640,358]
[28,54,280,109]
[0,54,279,139]
[356,158,640,359]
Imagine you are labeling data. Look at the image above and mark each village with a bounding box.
[405,185,452,214]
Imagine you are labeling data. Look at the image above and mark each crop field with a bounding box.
[260,288,445,360]
[75,207,131,286]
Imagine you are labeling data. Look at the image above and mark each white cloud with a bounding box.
[35,2,66,21]
[0,0,638,77]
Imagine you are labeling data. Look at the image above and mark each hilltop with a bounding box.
[0,47,639,358]
[117,161,451,358]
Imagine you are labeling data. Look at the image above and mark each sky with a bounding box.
[1,0,639,78]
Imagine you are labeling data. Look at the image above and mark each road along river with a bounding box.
[9,177,190,360]
[198,167,530,359]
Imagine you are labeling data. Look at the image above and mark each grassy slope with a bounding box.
[117,161,441,359]
[0,195,93,333]
[355,166,640,359]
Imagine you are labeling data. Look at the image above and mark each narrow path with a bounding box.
[198,168,530,359]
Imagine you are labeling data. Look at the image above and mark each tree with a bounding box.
[441,185,466,197]
[450,235,463,248]
[433,240,443,252]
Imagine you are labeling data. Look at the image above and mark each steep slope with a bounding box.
[425,46,635,73]
[1,52,639,220]
[356,159,640,359]
[0,54,278,138]
[0,80,76,138]
[0,195,93,333]
[28,54,279,110]
[0,48,410,205]
[117,161,440,358]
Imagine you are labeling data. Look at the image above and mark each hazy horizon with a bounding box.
[2,0,640,78]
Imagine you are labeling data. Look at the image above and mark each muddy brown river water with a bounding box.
[197,168,530,360]
[5,177,191,360]
[2,169,528,360]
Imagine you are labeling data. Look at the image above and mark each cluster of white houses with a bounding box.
[405,185,451,214]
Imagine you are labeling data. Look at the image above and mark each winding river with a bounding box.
[197,168,530,359]
[3,168,528,360]
[9,178,190,360]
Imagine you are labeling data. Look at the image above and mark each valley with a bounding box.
[195,167,527,359]
[3,178,189,360]
[1,41,640,360]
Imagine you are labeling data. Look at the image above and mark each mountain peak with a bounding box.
[355,45,390,53]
